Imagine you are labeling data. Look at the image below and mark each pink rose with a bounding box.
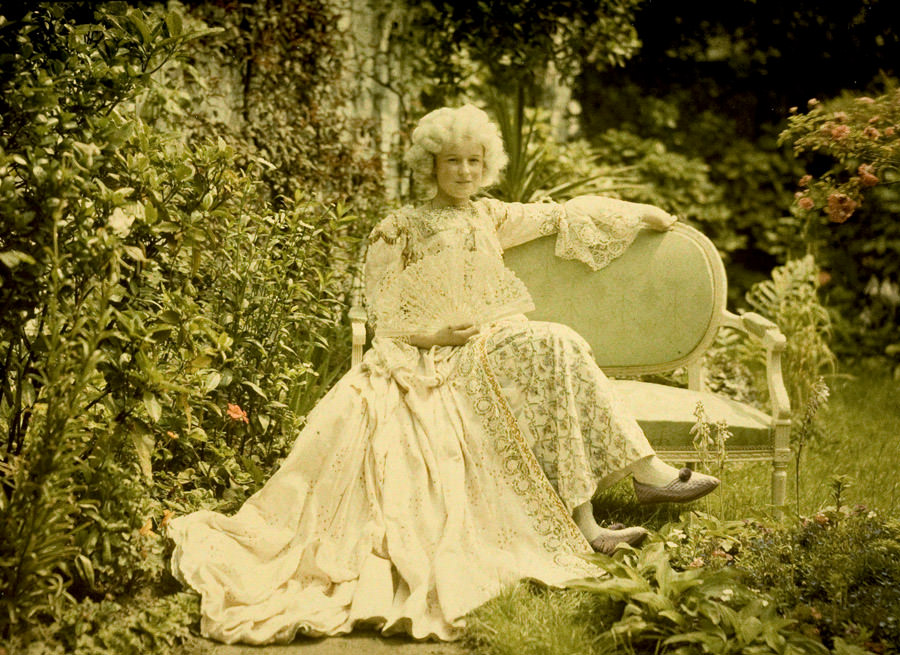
[798,196,815,210]
[826,192,857,223]
[858,163,879,188]
[799,174,813,187]
[830,124,850,140]
[864,126,881,139]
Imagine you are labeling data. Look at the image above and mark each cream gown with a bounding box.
[167,196,657,644]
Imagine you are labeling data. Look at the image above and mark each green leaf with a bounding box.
[0,250,36,268]
[131,431,155,480]
[239,455,265,486]
[165,11,183,38]
[204,371,221,392]
[242,380,268,400]
[129,13,153,45]
[143,392,162,423]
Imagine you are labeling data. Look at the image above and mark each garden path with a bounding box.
[177,634,466,655]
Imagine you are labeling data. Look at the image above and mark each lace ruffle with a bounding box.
[556,196,642,272]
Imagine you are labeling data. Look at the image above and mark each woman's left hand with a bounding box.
[641,206,678,231]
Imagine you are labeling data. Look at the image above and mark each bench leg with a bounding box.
[772,420,792,518]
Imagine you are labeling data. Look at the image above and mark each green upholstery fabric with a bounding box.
[503,229,718,370]
[610,379,772,451]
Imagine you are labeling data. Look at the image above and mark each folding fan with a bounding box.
[373,249,535,337]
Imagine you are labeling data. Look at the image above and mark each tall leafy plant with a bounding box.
[486,87,641,203]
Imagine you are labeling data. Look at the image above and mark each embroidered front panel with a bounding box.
[452,336,597,574]
[481,321,654,511]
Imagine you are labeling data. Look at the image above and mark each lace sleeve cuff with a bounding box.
[555,196,643,271]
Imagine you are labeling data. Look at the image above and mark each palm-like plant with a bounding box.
[484,86,643,203]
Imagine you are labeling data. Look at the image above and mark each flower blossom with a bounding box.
[798,196,815,210]
[139,517,157,537]
[885,126,895,136]
[858,163,879,187]
[161,509,175,528]
[818,270,832,286]
[227,403,249,423]
[826,192,857,223]
[799,174,812,187]
[863,125,881,139]
[829,124,850,140]
[833,111,848,122]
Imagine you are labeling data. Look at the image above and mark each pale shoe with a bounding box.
[633,467,720,505]
[589,526,649,555]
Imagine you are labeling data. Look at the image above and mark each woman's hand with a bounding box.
[641,205,678,231]
[408,324,479,348]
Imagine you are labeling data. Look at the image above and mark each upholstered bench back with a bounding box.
[502,223,727,377]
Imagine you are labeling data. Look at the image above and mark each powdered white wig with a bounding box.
[404,104,508,191]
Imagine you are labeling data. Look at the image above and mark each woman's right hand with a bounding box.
[409,324,479,348]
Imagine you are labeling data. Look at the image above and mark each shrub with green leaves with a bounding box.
[742,508,900,653]
[780,84,900,375]
[741,255,836,414]
[0,2,376,641]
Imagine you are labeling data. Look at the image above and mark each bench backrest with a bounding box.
[502,223,727,377]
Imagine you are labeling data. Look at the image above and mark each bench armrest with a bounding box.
[349,305,367,368]
[721,310,791,421]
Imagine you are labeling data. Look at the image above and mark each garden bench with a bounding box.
[349,223,791,509]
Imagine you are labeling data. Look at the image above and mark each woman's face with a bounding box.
[434,138,484,204]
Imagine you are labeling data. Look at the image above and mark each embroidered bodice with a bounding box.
[364,196,644,328]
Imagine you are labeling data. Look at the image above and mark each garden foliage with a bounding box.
[780,87,900,375]
[0,2,375,648]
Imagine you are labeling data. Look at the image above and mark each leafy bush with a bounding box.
[742,507,900,653]
[161,0,384,208]
[465,528,829,655]
[742,255,836,414]
[780,84,900,375]
[0,2,376,642]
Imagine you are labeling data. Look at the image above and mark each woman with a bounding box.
[168,104,718,645]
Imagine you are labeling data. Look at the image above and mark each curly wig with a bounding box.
[404,104,508,191]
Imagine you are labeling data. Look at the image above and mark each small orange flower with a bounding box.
[813,512,830,526]
[863,125,881,139]
[166,430,179,440]
[688,557,705,569]
[798,196,815,210]
[227,403,249,424]
[799,174,812,187]
[139,517,157,538]
[885,126,895,136]
[818,270,832,286]
[161,509,175,529]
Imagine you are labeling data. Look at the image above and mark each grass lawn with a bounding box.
[463,367,900,655]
